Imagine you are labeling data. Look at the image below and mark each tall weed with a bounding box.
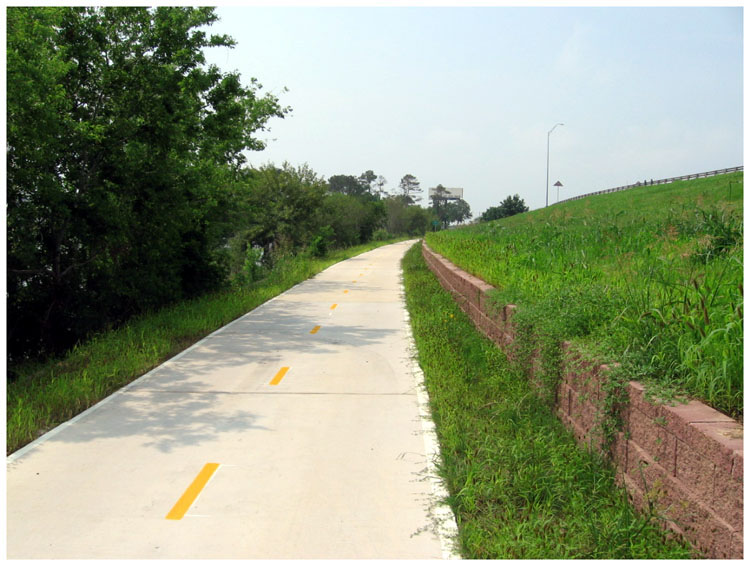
[402,243,694,558]
[426,173,743,418]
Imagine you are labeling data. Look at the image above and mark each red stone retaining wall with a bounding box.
[422,242,743,559]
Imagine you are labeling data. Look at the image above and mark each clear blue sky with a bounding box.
[203,5,743,215]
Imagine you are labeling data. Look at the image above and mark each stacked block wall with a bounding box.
[422,242,743,559]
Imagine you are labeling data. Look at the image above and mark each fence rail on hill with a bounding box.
[556,165,743,206]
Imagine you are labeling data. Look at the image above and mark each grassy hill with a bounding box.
[425,172,743,419]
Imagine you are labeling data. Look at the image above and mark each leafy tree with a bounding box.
[480,194,529,222]
[398,174,422,204]
[358,170,377,194]
[319,193,367,247]
[480,206,504,222]
[234,163,328,258]
[329,174,366,197]
[430,184,451,219]
[430,185,471,228]
[374,175,388,198]
[318,192,385,247]
[444,199,472,226]
[383,196,433,236]
[384,195,412,234]
[7,7,288,360]
[329,170,386,201]
[358,170,389,200]
[403,205,435,235]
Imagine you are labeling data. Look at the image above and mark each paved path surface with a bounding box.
[6,240,458,559]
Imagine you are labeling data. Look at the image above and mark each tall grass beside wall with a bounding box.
[7,239,407,455]
[402,243,695,559]
[426,173,743,419]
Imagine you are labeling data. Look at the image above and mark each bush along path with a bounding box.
[401,242,695,559]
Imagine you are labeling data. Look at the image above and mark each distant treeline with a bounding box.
[6,7,441,363]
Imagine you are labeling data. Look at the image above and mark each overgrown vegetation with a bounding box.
[402,243,695,559]
[7,7,288,361]
[425,173,743,419]
[7,7,442,367]
[6,6,450,454]
[7,239,405,454]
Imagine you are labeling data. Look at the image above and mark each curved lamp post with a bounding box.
[546,122,564,207]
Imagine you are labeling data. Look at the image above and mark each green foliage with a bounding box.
[307,226,335,258]
[383,196,435,236]
[426,173,743,418]
[480,194,529,222]
[328,174,367,197]
[327,169,386,200]
[7,6,288,361]
[398,173,422,203]
[445,198,472,225]
[232,162,328,254]
[401,243,695,559]
[691,207,743,263]
[242,246,266,284]
[430,184,472,228]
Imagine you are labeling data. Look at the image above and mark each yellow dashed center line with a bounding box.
[269,366,290,386]
[310,325,321,334]
[166,463,220,520]
[343,290,349,294]
[330,303,338,310]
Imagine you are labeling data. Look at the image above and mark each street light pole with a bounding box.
[546,122,564,207]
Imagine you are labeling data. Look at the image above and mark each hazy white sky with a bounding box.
[203,4,743,216]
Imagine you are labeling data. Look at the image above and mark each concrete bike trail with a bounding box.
[6,239,459,559]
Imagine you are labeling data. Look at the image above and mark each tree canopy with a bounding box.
[480,194,529,222]
[7,7,450,363]
[398,174,422,204]
[430,185,471,228]
[7,7,288,360]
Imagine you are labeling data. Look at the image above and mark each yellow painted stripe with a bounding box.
[330,303,338,310]
[166,463,220,520]
[343,290,349,294]
[310,325,321,334]
[269,366,290,386]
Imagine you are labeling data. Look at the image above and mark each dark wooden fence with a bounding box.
[556,166,743,205]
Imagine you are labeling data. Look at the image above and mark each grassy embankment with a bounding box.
[402,242,694,558]
[426,173,743,420]
[7,239,407,455]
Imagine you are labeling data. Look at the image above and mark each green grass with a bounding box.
[402,242,696,559]
[6,238,408,455]
[425,173,743,419]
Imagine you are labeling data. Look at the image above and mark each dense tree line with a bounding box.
[8,7,292,360]
[7,7,441,362]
